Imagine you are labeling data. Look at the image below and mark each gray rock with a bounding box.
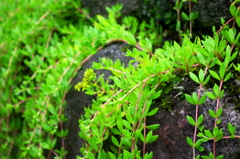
[63,43,134,158]
[191,0,232,27]
[170,0,233,27]
[81,0,143,18]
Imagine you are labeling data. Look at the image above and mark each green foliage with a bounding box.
[184,1,240,158]
[76,0,240,158]
[1,0,240,158]
[0,0,100,158]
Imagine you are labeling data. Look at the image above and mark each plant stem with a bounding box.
[189,1,192,37]
[213,80,224,157]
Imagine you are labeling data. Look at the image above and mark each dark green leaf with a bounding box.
[182,12,190,20]
[190,12,199,20]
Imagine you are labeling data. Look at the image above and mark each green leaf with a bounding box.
[216,107,223,117]
[197,138,209,143]
[192,92,199,105]
[147,108,159,116]
[209,70,220,80]
[147,135,158,143]
[123,150,131,159]
[176,21,181,31]
[91,124,99,136]
[230,4,237,17]
[216,155,224,159]
[220,90,224,98]
[111,76,122,88]
[199,94,207,105]
[189,12,199,20]
[123,119,132,130]
[111,136,120,147]
[40,142,50,150]
[182,12,190,20]
[217,119,222,125]
[198,69,205,83]
[196,155,201,159]
[208,109,216,118]
[197,52,207,65]
[186,137,194,147]
[109,152,117,159]
[213,127,219,137]
[41,122,52,132]
[117,118,123,132]
[187,115,196,126]
[126,113,133,124]
[185,94,195,105]
[204,130,213,138]
[143,152,153,159]
[152,90,162,99]
[228,123,236,135]
[236,16,240,27]
[189,72,200,84]
[145,131,153,143]
[203,75,211,85]
[198,125,204,131]
[213,84,220,98]
[205,92,216,99]
[146,124,160,130]
[224,72,232,82]
[197,115,204,126]
[196,145,204,152]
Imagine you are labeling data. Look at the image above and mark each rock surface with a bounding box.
[63,43,134,158]
[81,0,143,18]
